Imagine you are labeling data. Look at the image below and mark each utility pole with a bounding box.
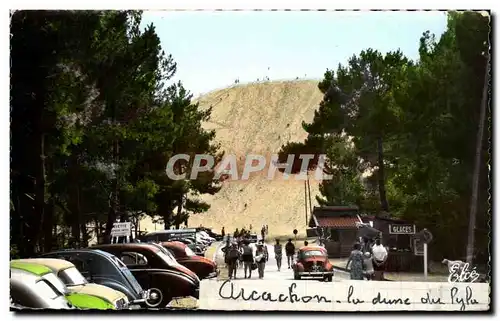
[466,53,490,265]
[307,171,313,215]
[304,180,308,225]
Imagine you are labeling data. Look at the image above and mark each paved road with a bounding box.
[215,242,350,282]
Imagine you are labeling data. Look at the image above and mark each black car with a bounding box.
[39,249,161,308]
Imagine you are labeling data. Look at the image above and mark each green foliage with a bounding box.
[282,11,490,261]
[10,10,221,254]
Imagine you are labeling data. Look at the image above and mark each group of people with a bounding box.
[223,238,269,279]
[223,236,301,279]
[346,237,388,281]
[221,224,268,240]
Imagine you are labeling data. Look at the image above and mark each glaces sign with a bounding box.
[389,224,416,235]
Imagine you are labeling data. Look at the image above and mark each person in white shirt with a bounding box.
[371,239,388,280]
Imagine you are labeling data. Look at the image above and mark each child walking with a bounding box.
[363,252,375,280]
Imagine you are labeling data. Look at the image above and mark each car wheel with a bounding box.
[327,275,333,282]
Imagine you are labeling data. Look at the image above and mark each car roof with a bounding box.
[146,229,196,235]
[299,246,326,252]
[16,258,74,272]
[161,241,185,248]
[11,268,41,283]
[10,260,53,276]
[92,243,160,252]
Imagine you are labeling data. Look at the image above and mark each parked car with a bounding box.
[10,260,115,309]
[161,241,218,279]
[17,258,129,309]
[92,243,199,307]
[39,249,159,308]
[10,268,75,310]
[247,234,258,243]
[292,246,334,282]
[196,227,223,241]
[188,244,205,256]
[141,229,197,243]
[197,231,215,243]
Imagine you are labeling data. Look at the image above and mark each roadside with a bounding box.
[204,241,230,280]
[329,258,449,282]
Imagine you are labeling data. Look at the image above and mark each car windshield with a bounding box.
[58,267,88,286]
[43,272,69,295]
[110,256,144,295]
[35,279,62,300]
[156,250,178,266]
[184,246,196,257]
[302,250,325,258]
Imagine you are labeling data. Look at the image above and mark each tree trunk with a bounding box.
[376,136,389,213]
[43,198,54,252]
[81,223,89,248]
[32,131,46,256]
[105,138,120,243]
[466,55,490,264]
[175,194,183,229]
[68,154,81,247]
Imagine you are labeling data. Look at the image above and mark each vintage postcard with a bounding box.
[9,7,491,313]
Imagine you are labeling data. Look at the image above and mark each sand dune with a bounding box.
[140,80,325,238]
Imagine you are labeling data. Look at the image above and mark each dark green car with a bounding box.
[10,261,116,310]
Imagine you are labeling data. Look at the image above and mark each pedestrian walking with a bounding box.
[285,239,295,269]
[274,239,283,271]
[260,226,266,242]
[255,244,267,279]
[346,243,364,280]
[363,252,375,280]
[226,242,241,279]
[221,227,225,239]
[265,225,269,235]
[241,240,254,278]
[372,239,388,280]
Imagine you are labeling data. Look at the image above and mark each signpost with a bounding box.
[389,224,416,235]
[293,229,298,245]
[111,222,131,243]
[414,228,433,281]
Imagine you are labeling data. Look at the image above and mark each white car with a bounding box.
[198,231,216,242]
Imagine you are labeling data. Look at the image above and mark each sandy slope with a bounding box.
[140,80,324,238]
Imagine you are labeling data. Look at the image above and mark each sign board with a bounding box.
[389,224,416,235]
[111,222,131,237]
[293,229,298,235]
[413,238,424,256]
[199,279,489,311]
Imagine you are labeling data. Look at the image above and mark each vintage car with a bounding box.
[10,261,115,309]
[17,258,129,309]
[292,246,334,282]
[196,227,223,241]
[92,243,199,307]
[10,268,74,310]
[161,241,218,279]
[39,249,160,308]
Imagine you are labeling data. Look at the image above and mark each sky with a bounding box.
[140,11,448,96]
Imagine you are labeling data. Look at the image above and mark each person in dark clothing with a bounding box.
[261,226,266,242]
[255,244,267,279]
[221,227,225,239]
[304,240,309,246]
[274,239,283,271]
[226,243,241,279]
[241,240,254,278]
[285,239,295,269]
